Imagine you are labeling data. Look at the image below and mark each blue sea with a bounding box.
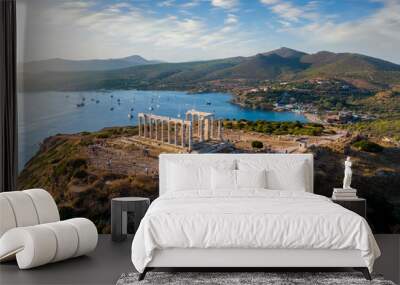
[18,90,307,170]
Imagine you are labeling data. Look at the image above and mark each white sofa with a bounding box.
[0,188,98,269]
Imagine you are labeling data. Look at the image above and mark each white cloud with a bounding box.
[61,1,95,9]
[260,0,319,23]
[225,13,238,24]
[260,0,279,4]
[278,20,291,27]
[21,0,258,62]
[285,0,400,63]
[270,2,302,22]
[19,0,400,64]
[158,0,175,8]
[180,1,201,8]
[211,0,238,10]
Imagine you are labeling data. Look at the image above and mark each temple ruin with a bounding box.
[137,110,223,151]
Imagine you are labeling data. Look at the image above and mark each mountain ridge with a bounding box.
[23,55,162,73]
[22,48,400,91]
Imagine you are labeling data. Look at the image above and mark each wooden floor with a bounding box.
[0,234,399,285]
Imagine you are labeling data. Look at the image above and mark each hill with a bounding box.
[22,55,162,73]
[17,126,159,233]
[299,52,400,87]
[263,47,308,59]
[22,47,400,91]
[204,53,310,80]
[17,126,400,234]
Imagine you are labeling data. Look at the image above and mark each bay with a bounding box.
[18,90,307,171]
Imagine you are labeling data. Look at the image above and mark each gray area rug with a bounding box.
[117,272,396,285]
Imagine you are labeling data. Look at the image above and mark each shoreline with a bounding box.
[303,112,324,124]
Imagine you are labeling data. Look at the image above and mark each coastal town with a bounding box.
[186,78,381,125]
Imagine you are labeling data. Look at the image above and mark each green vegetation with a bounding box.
[346,119,400,140]
[352,140,384,153]
[224,119,325,136]
[351,89,400,118]
[96,132,111,139]
[251,141,264,149]
[95,127,137,139]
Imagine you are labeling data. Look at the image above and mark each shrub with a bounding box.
[353,140,383,153]
[251,140,264,149]
[67,158,87,169]
[53,162,68,177]
[224,121,233,129]
[79,138,94,146]
[96,132,111,139]
[73,169,88,179]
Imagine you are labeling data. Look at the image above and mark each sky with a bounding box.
[17,0,400,64]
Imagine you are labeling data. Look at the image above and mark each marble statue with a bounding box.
[343,156,353,189]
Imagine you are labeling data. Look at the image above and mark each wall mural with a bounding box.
[17,0,400,234]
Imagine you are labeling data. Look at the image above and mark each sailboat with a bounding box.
[110,95,114,111]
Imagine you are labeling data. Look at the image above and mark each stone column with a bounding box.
[174,122,178,145]
[197,115,201,137]
[143,116,148,138]
[167,121,171,144]
[204,118,210,141]
[210,117,214,139]
[181,121,186,147]
[138,115,142,137]
[218,120,223,141]
[217,120,222,140]
[161,120,164,142]
[155,119,159,141]
[188,122,193,152]
[149,117,153,139]
[199,119,204,142]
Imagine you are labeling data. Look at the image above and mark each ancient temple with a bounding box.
[137,110,223,151]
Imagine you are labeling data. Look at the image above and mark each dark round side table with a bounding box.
[111,197,150,242]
